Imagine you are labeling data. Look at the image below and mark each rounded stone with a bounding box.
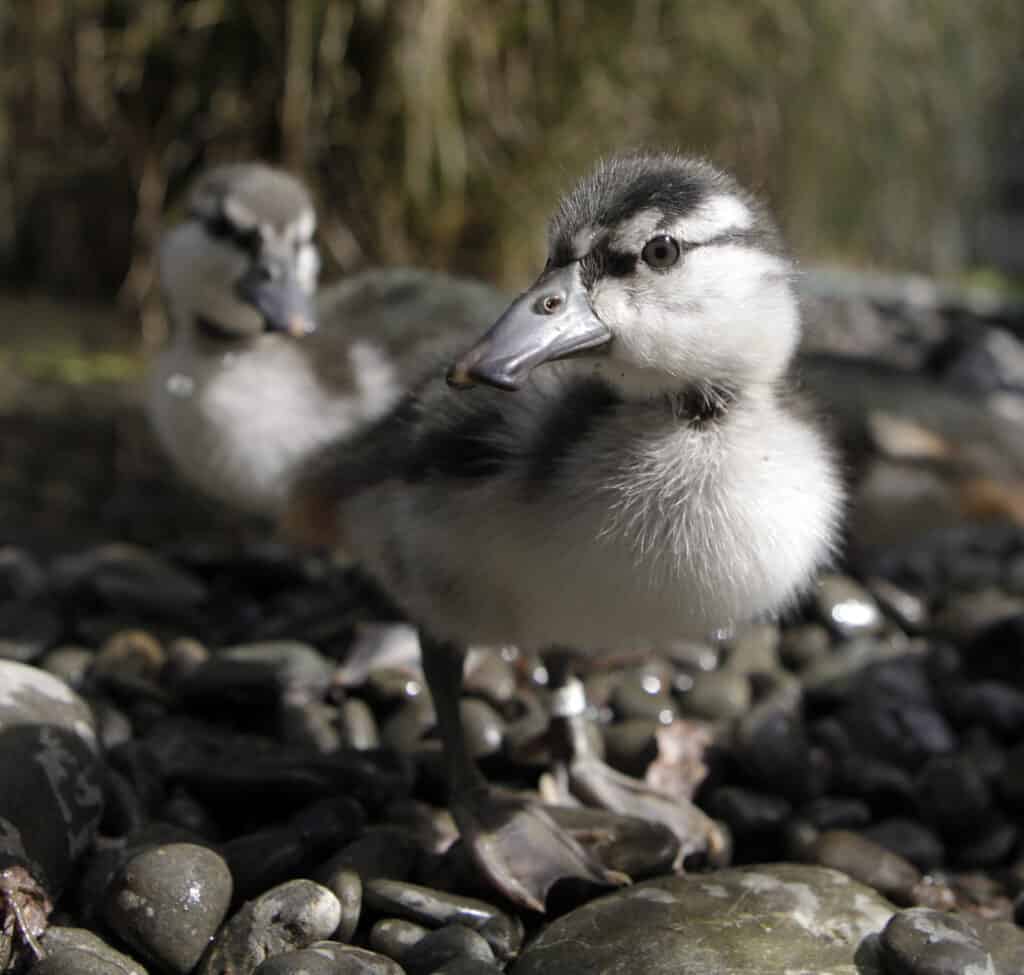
[0,599,62,662]
[510,864,894,975]
[104,843,233,974]
[811,830,921,905]
[306,942,406,975]
[681,670,751,721]
[35,927,148,975]
[368,917,428,962]
[200,880,342,975]
[401,924,495,975]
[880,908,993,975]
[0,660,104,894]
[815,575,884,636]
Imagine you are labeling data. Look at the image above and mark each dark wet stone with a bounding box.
[40,645,95,690]
[1001,742,1024,810]
[381,696,436,752]
[973,915,1024,973]
[0,661,104,895]
[251,948,340,975]
[363,878,505,932]
[35,927,148,975]
[402,925,494,975]
[938,592,1024,648]
[384,801,458,857]
[799,797,872,830]
[0,598,61,662]
[225,798,364,901]
[160,788,221,839]
[340,698,381,750]
[832,753,916,811]
[838,698,955,771]
[778,624,831,671]
[316,827,421,885]
[181,641,333,711]
[812,830,921,905]
[952,815,1018,869]
[459,698,504,759]
[602,719,658,778]
[281,700,343,754]
[816,575,884,637]
[464,650,517,704]
[104,843,232,974]
[369,918,428,962]
[800,636,912,702]
[0,547,46,600]
[723,623,780,675]
[89,698,133,751]
[511,864,894,975]
[51,543,208,617]
[880,908,994,975]
[680,670,751,721]
[611,667,677,723]
[430,961,503,975]
[323,870,362,944]
[867,576,929,631]
[915,755,992,835]
[476,912,525,963]
[199,880,342,975]
[367,667,427,703]
[861,819,944,872]
[305,942,406,975]
[947,681,1024,738]
[703,786,791,837]
[733,693,817,802]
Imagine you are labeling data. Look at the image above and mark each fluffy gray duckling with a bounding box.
[148,163,507,516]
[287,151,844,910]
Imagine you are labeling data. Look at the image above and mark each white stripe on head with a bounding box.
[672,194,752,244]
[291,209,316,243]
[608,209,665,252]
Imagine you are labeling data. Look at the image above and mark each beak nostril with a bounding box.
[537,294,564,315]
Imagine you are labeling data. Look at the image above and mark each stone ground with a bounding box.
[4,274,1024,974]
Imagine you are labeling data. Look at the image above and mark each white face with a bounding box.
[159,206,320,340]
[578,194,799,393]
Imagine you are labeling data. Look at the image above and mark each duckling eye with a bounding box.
[641,235,680,269]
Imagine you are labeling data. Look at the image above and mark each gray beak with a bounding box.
[447,263,612,390]
[235,262,317,337]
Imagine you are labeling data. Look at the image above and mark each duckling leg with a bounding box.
[421,636,626,911]
[545,651,719,867]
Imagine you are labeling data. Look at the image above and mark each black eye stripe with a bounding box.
[202,213,263,255]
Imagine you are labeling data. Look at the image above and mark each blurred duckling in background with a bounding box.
[287,151,844,910]
[148,163,507,517]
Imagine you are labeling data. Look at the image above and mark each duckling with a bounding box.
[287,151,844,910]
[148,163,507,516]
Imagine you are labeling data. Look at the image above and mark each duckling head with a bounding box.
[449,152,798,400]
[159,163,320,343]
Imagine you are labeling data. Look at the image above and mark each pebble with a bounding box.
[401,924,495,975]
[511,864,894,975]
[733,693,817,802]
[861,818,945,872]
[0,598,62,662]
[778,623,831,671]
[915,755,992,835]
[459,698,504,758]
[40,645,95,690]
[611,667,677,723]
[0,546,46,599]
[363,878,505,932]
[799,797,872,830]
[369,918,428,962]
[340,697,382,750]
[815,574,884,636]
[200,880,342,975]
[316,827,422,885]
[703,786,792,838]
[35,927,148,975]
[810,830,922,905]
[722,623,780,675]
[104,843,232,974]
[253,944,405,975]
[0,660,104,896]
[680,669,751,721]
[602,719,658,777]
[880,908,995,975]
[93,630,166,684]
[50,543,208,617]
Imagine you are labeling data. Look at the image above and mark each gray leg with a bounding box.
[420,634,626,912]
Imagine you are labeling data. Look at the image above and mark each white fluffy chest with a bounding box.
[345,395,842,651]
[148,338,398,515]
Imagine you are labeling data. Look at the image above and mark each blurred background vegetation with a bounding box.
[1,0,1023,327]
